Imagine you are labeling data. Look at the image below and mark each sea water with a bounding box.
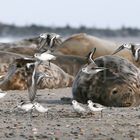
[0,37,23,43]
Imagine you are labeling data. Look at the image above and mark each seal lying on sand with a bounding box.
[37,63,73,89]
[0,62,73,91]
[55,33,118,56]
[72,49,140,107]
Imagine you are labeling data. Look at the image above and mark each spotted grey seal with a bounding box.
[72,50,140,107]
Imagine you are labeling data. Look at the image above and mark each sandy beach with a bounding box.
[0,88,139,140]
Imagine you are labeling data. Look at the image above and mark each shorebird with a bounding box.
[87,100,105,118]
[112,43,140,62]
[82,48,107,74]
[34,50,56,61]
[72,100,86,114]
[38,32,62,51]
[87,100,105,112]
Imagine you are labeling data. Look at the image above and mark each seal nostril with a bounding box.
[125,92,131,97]
[129,89,132,92]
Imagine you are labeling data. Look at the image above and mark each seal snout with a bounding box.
[121,90,135,107]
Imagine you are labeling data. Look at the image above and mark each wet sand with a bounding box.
[0,88,140,140]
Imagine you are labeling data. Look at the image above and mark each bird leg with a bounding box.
[101,110,103,118]
[49,60,51,67]
[29,105,35,119]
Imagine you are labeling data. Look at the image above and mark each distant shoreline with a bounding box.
[1,22,140,38]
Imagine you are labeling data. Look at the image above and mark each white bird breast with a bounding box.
[72,101,85,112]
[41,53,56,60]
[34,53,56,61]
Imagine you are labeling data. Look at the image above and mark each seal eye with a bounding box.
[129,88,132,92]
[112,88,118,95]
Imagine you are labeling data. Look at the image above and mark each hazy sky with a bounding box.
[0,0,140,28]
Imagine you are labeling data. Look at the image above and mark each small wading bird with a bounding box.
[112,43,140,62]
[72,100,86,114]
[34,51,56,61]
[38,32,62,51]
[82,48,107,74]
[87,100,105,118]
[34,50,56,66]
[87,100,105,111]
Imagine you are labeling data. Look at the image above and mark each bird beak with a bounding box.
[112,45,124,55]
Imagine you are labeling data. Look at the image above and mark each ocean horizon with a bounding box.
[0,37,26,43]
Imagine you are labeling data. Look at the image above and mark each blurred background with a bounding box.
[0,0,140,43]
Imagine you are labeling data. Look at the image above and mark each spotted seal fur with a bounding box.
[0,62,74,90]
[72,53,140,107]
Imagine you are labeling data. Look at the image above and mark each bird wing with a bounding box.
[38,39,47,50]
[0,63,17,85]
[92,107,103,111]
[0,50,33,59]
[27,61,40,102]
[34,103,48,112]
[77,104,85,112]
[93,103,105,108]
[27,65,36,102]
